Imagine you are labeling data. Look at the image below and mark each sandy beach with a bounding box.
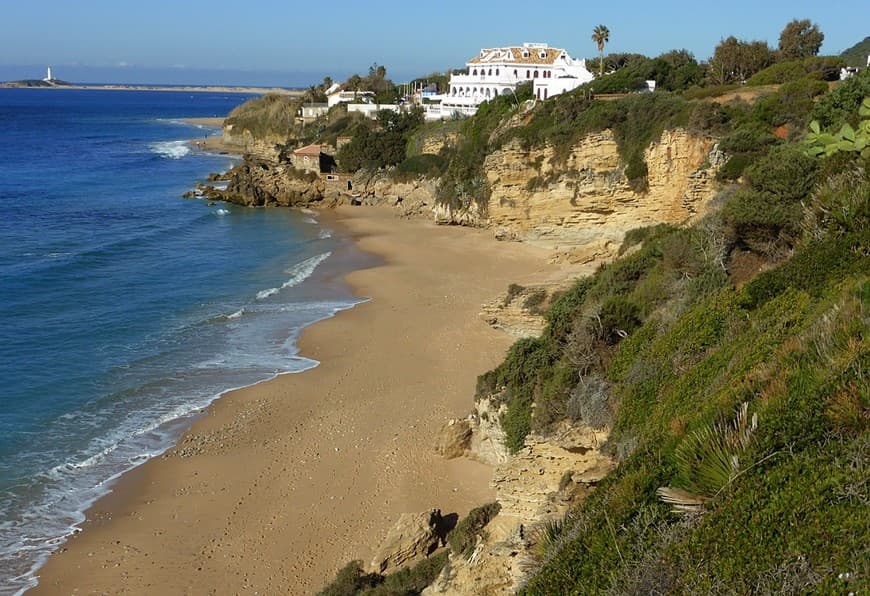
[181,117,247,156]
[32,206,555,594]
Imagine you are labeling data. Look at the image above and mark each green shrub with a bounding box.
[722,188,804,250]
[318,560,382,596]
[746,56,844,86]
[319,552,449,596]
[225,94,300,140]
[448,502,501,557]
[718,122,778,154]
[682,84,740,100]
[743,144,819,200]
[619,224,674,255]
[523,288,548,314]
[738,232,867,309]
[599,296,642,343]
[337,109,425,173]
[366,552,448,596]
[722,144,819,251]
[502,394,533,453]
[812,68,870,129]
[715,154,756,181]
[391,153,446,181]
[752,77,828,127]
[803,166,870,240]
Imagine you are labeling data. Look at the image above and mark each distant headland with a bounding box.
[0,67,303,95]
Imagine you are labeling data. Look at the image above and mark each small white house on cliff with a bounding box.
[437,43,594,117]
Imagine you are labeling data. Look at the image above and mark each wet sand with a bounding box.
[32,206,554,594]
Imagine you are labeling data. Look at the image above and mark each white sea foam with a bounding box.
[215,208,230,216]
[149,140,191,159]
[226,308,245,320]
[318,229,332,240]
[255,252,331,301]
[256,287,280,300]
[302,216,318,225]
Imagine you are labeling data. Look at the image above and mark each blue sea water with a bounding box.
[0,89,366,593]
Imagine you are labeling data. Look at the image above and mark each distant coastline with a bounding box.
[0,81,304,95]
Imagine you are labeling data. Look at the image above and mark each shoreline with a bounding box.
[182,117,247,156]
[31,206,555,594]
[0,83,304,95]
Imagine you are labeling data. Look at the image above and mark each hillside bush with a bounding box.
[225,94,299,140]
[811,68,870,129]
[716,154,756,181]
[722,144,819,251]
[752,77,828,127]
[746,56,844,86]
[447,502,501,557]
[390,153,446,182]
[475,74,870,596]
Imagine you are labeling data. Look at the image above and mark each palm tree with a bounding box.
[592,25,610,77]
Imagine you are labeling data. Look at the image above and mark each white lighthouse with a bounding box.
[43,67,53,82]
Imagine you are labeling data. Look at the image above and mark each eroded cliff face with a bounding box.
[425,421,614,595]
[434,128,722,261]
[222,124,282,161]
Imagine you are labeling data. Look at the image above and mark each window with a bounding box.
[544,89,548,99]
[472,69,477,75]
[526,70,530,78]
[488,69,492,76]
[496,68,499,76]
[513,69,517,77]
[534,70,539,78]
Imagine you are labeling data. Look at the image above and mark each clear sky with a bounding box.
[1,0,867,86]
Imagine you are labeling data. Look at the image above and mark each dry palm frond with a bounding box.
[655,487,708,513]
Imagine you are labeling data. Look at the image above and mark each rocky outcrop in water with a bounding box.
[221,157,328,207]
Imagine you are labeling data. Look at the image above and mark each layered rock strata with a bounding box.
[433,128,722,261]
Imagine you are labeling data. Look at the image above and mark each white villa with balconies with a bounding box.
[437,42,594,118]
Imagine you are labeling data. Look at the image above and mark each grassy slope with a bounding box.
[464,71,870,595]
[498,76,870,593]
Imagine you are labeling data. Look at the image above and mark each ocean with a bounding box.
[0,88,366,593]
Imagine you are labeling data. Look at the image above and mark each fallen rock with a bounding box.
[434,419,472,459]
[370,509,445,574]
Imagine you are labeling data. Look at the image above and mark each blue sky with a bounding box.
[0,0,867,86]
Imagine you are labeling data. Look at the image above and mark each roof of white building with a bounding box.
[468,44,571,66]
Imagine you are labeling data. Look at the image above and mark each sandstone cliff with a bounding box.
[222,124,283,161]
[425,418,614,595]
[434,128,723,261]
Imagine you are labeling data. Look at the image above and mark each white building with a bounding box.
[326,83,376,108]
[438,43,594,117]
